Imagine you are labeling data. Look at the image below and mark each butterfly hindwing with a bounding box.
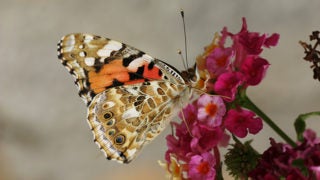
[88,81,187,163]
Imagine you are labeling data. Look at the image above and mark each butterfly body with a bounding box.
[57,33,203,163]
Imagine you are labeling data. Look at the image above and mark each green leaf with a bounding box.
[294,111,320,142]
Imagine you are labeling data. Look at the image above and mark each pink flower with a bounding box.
[264,33,280,48]
[227,18,279,69]
[235,18,280,56]
[206,47,233,77]
[241,56,270,86]
[249,137,320,179]
[179,103,198,126]
[191,126,223,153]
[165,122,193,163]
[303,129,320,146]
[224,108,263,138]
[214,72,244,101]
[310,166,320,179]
[197,94,226,128]
[188,152,216,180]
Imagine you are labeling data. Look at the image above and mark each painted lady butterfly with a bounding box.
[57,33,206,163]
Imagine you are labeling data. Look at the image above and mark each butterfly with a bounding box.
[57,33,206,163]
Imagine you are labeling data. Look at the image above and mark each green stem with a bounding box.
[240,94,297,147]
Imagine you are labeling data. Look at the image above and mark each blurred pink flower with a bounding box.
[206,47,233,77]
[310,166,320,179]
[303,129,320,146]
[249,135,320,179]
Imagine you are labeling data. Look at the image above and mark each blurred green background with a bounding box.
[1,0,319,179]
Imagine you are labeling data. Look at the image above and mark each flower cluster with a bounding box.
[160,18,280,179]
[249,129,320,179]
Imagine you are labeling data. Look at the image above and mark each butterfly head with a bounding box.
[181,64,209,94]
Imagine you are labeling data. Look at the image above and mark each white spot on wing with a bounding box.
[84,35,94,43]
[127,54,154,71]
[126,148,137,157]
[126,88,139,95]
[61,34,75,53]
[62,46,73,53]
[97,40,122,57]
[103,101,115,109]
[85,57,95,66]
[79,51,86,57]
[122,108,139,119]
[142,54,153,61]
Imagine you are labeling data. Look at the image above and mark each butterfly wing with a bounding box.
[88,80,188,163]
[57,33,191,163]
[57,33,185,105]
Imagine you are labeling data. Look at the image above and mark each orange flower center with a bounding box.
[205,103,218,117]
[197,161,210,174]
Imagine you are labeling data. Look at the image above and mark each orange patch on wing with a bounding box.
[142,64,162,80]
[88,59,130,94]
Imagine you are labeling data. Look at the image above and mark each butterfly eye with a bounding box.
[104,112,113,120]
[115,134,126,145]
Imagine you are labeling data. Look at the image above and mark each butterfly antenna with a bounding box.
[180,9,189,70]
[178,49,187,70]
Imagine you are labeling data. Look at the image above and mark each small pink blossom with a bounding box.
[224,108,263,138]
[188,152,216,180]
[227,18,279,69]
[191,126,223,153]
[303,129,320,146]
[264,33,280,48]
[214,72,244,101]
[179,103,198,126]
[310,166,320,179]
[241,56,270,86]
[165,122,193,163]
[234,18,280,56]
[197,94,226,128]
[206,47,233,77]
[219,132,230,147]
